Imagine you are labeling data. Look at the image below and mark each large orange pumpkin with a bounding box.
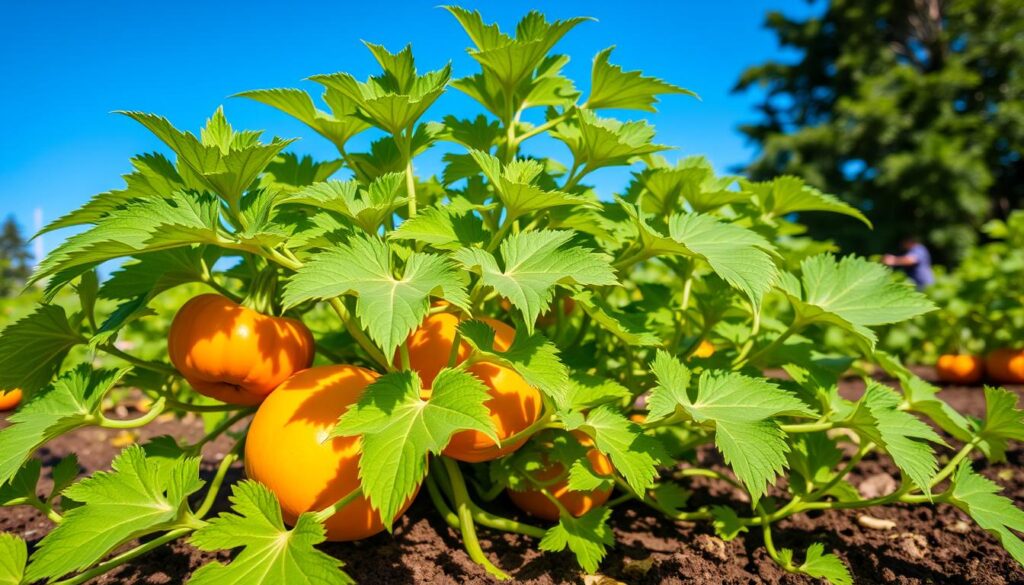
[245,365,415,541]
[935,354,984,384]
[507,431,614,521]
[0,388,22,411]
[404,312,542,463]
[168,294,315,405]
[986,349,1024,384]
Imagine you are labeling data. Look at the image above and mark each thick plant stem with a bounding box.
[328,298,391,371]
[313,487,364,524]
[779,420,835,434]
[441,457,510,580]
[186,409,254,456]
[469,500,547,538]
[426,473,462,530]
[928,437,981,488]
[99,344,178,377]
[52,528,192,585]
[98,397,167,429]
[193,450,240,519]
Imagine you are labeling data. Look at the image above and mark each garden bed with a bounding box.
[3,371,1022,585]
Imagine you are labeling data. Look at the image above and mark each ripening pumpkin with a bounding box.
[0,388,22,411]
[986,349,1024,385]
[245,365,416,541]
[935,354,984,385]
[168,294,315,405]
[404,312,542,463]
[507,431,614,521]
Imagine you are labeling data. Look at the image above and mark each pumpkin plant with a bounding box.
[2,7,1024,585]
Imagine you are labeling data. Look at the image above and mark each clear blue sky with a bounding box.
[0,0,817,259]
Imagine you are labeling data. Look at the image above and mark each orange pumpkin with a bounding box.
[507,431,614,521]
[168,294,315,405]
[935,354,985,384]
[404,312,542,463]
[0,388,22,411]
[986,349,1024,384]
[245,365,416,541]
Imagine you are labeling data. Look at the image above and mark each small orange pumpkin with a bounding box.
[168,294,315,405]
[935,354,985,385]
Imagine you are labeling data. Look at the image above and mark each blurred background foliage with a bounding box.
[736,0,1024,264]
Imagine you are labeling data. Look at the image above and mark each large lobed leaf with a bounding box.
[283,235,469,360]
[26,445,204,583]
[332,369,497,526]
[190,481,353,585]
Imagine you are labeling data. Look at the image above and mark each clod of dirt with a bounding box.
[891,532,929,559]
[694,533,729,561]
[857,472,898,498]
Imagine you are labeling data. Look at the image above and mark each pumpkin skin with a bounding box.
[507,432,614,522]
[0,388,22,411]
[986,349,1024,384]
[168,294,315,405]
[404,312,543,463]
[245,365,416,541]
[935,354,985,384]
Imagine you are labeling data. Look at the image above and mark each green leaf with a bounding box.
[796,543,852,585]
[236,87,370,151]
[575,290,660,346]
[439,114,503,150]
[260,153,344,191]
[649,482,691,516]
[99,247,207,300]
[0,367,124,486]
[586,47,696,111]
[39,153,185,236]
[282,173,406,233]
[389,205,487,250]
[0,460,41,506]
[25,445,203,582]
[648,353,813,503]
[565,372,631,411]
[667,213,778,310]
[32,191,222,293]
[628,157,750,214]
[552,109,670,170]
[311,45,450,135]
[190,480,353,585]
[283,235,469,359]
[780,254,935,352]
[578,405,661,494]
[454,230,617,333]
[844,383,945,492]
[49,455,80,501]
[710,505,748,541]
[458,320,570,408]
[949,461,1024,566]
[468,150,589,220]
[744,176,871,227]
[0,533,27,585]
[333,369,497,525]
[445,7,590,91]
[978,386,1024,462]
[538,506,613,573]
[874,352,972,442]
[0,305,82,393]
[619,201,778,310]
[118,109,295,205]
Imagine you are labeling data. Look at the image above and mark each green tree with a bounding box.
[0,215,32,296]
[735,0,1024,263]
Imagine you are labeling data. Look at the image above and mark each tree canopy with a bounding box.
[735,0,1024,263]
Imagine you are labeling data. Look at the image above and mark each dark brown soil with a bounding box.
[3,371,1024,584]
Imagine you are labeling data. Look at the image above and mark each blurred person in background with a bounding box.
[883,235,934,290]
